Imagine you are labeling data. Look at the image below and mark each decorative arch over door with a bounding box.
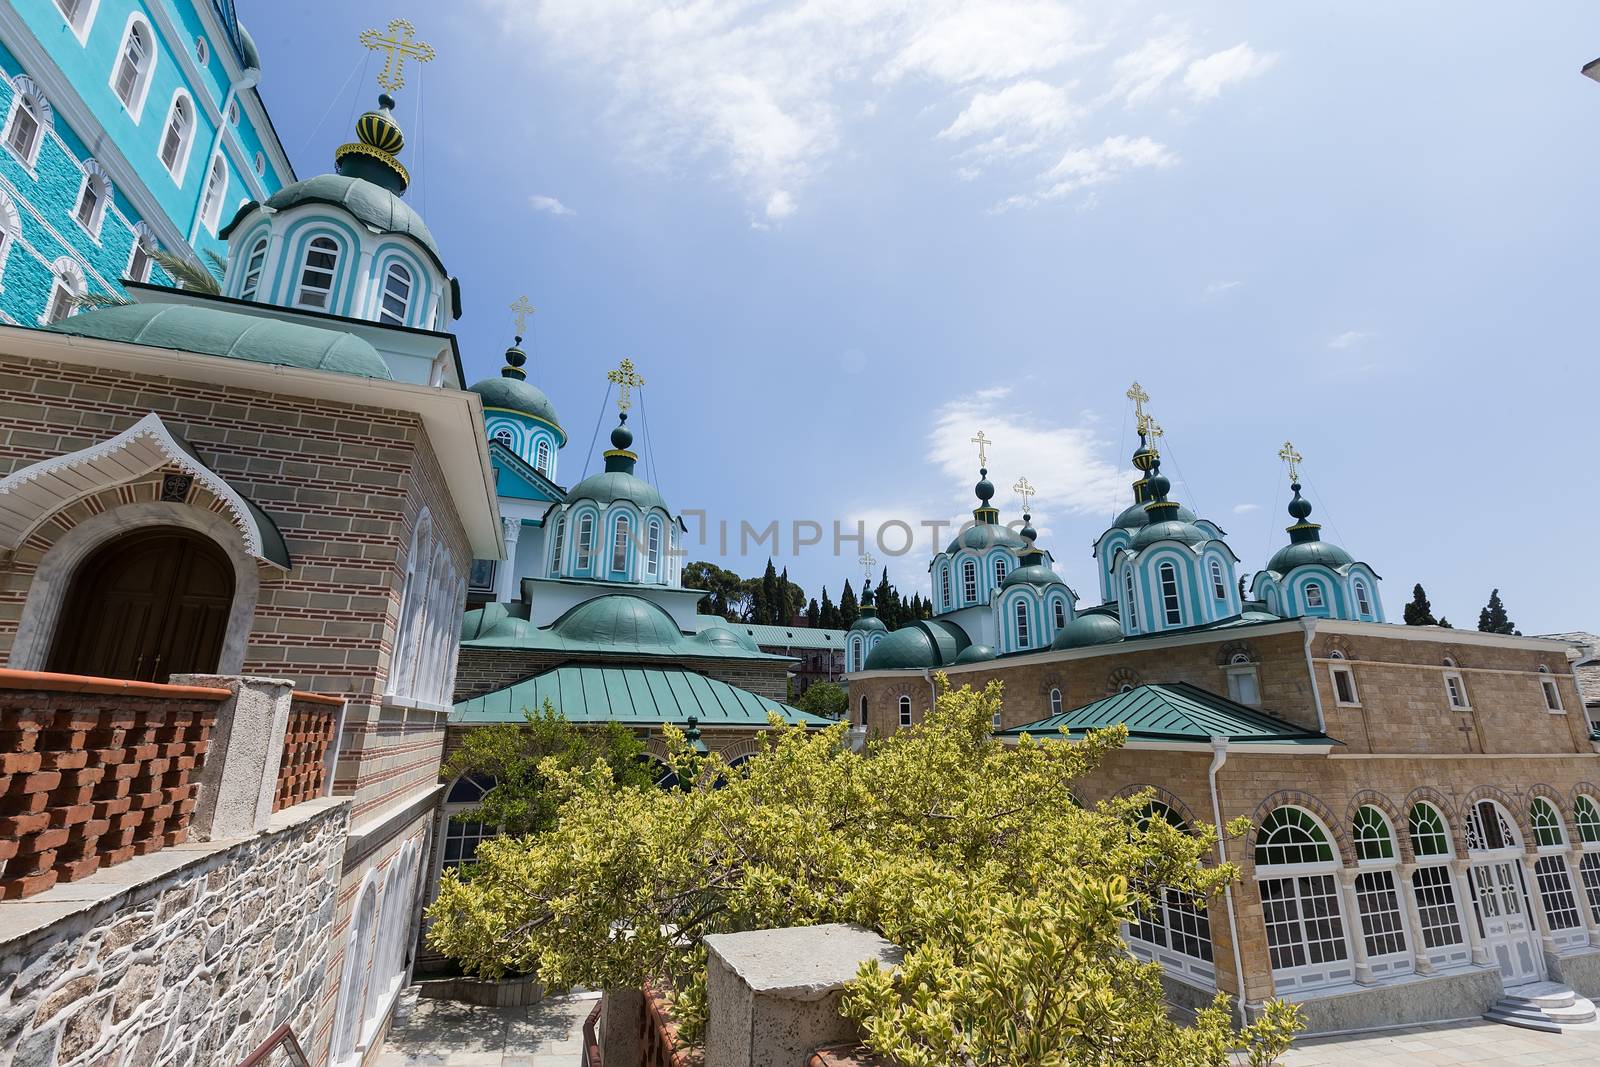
[46,527,234,681]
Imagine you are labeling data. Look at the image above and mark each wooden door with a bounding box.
[47,528,234,682]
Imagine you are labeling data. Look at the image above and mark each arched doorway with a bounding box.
[46,527,235,682]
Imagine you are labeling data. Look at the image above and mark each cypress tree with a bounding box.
[1477,589,1518,635]
[819,586,839,629]
[806,597,820,628]
[840,580,859,628]
[1403,584,1437,626]
[761,559,781,624]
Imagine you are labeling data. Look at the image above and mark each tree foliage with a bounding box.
[440,701,654,836]
[426,679,1303,1064]
[795,679,848,719]
[1402,584,1436,626]
[1477,589,1518,635]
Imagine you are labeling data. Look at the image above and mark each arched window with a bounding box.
[551,516,566,573]
[1126,802,1215,981]
[1352,806,1395,862]
[898,694,912,727]
[858,695,868,726]
[159,95,192,177]
[1209,558,1227,600]
[1123,569,1138,631]
[1049,688,1062,715]
[646,520,662,577]
[112,21,153,113]
[1304,582,1324,610]
[74,166,109,236]
[534,438,552,476]
[44,261,84,325]
[1539,666,1563,712]
[1404,803,1468,967]
[1254,807,1350,991]
[331,875,381,1062]
[1531,798,1565,848]
[611,515,630,574]
[939,565,951,611]
[199,156,226,232]
[1225,651,1260,706]
[1328,652,1358,706]
[492,427,513,449]
[575,513,594,571]
[1052,599,1067,630]
[1443,661,1469,710]
[253,150,265,176]
[1529,799,1584,938]
[193,36,208,65]
[295,236,340,310]
[1575,796,1600,927]
[1353,579,1372,617]
[1465,800,1519,853]
[1014,601,1030,649]
[962,560,977,604]
[1408,803,1452,858]
[993,557,1007,587]
[0,191,18,282]
[1159,562,1181,626]
[441,774,499,872]
[387,509,433,701]
[379,261,412,324]
[238,236,268,300]
[4,92,44,167]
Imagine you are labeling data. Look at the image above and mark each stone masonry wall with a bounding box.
[0,799,348,1067]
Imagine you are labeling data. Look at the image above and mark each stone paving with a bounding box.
[1278,1019,1600,1066]
[374,988,598,1067]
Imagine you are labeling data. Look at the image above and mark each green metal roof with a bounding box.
[693,620,850,649]
[48,302,391,380]
[453,665,832,727]
[474,376,564,435]
[567,469,667,514]
[1265,539,1355,576]
[999,681,1337,747]
[461,594,792,663]
[863,619,971,670]
[235,173,444,266]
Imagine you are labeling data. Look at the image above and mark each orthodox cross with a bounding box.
[1144,418,1164,448]
[359,18,436,92]
[1126,381,1150,421]
[607,358,644,413]
[1012,476,1036,515]
[509,295,535,339]
[1278,440,1302,482]
[860,552,877,585]
[970,430,991,468]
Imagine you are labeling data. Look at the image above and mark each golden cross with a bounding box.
[607,358,644,413]
[509,295,535,338]
[1012,476,1036,514]
[359,18,436,93]
[859,553,877,584]
[970,430,991,468]
[1278,440,1302,482]
[1143,418,1164,445]
[1126,381,1150,421]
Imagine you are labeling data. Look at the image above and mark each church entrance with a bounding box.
[46,527,235,683]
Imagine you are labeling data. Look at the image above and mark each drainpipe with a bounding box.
[920,668,938,715]
[1300,617,1326,734]
[1208,736,1248,1028]
[186,52,260,248]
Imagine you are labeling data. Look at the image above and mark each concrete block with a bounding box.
[702,923,901,1067]
[175,675,294,841]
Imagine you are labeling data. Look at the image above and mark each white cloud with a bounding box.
[1328,330,1371,349]
[999,134,1175,208]
[938,80,1077,164]
[1233,503,1261,514]
[1183,43,1277,101]
[1109,32,1195,107]
[1204,280,1241,296]
[880,2,1092,86]
[529,194,575,216]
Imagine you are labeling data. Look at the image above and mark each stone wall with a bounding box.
[0,798,348,1066]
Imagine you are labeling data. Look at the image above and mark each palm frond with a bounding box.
[149,249,224,295]
[70,290,133,310]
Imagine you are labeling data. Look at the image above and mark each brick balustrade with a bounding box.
[640,985,700,1067]
[275,691,342,812]
[0,668,227,899]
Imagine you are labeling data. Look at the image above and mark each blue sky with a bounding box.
[246,2,1600,633]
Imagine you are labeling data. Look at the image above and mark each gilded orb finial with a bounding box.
[1278,440,1303,483]
[607,358,645,414]
[969,429,991,469]
[509,295,535,340]
[359,18,436,93]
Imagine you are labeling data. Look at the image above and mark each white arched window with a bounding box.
[4,91,45,167]
[1404,800,1469,966]
[441,774,499,872]
[1254,806,1352,992]
[611,515,630,574]
[159,95,193,178]
[962,560,977,604]
[56,0,96,39]
[387,509,434,701]
[1126,803,1215,985]
[332,875,381,1064]
[193,35,209,65]
[492,427,513,449]
[551,516,566,574]
[575,513,594,571]
[1353,579,1372,617]
[1442,659,1469,710]
[1225,652,1260,706]
[1574,796,1600,927]
[43,260,84,325]
[367,841,419,1032]
[296,236,340,310]
[1014,601,1030,649]
[1209,558,1227,601]
[939,565,951,611]
[1539,666,1564,712]
[199,156,226,232]
[534,438,552,476]
[1349,806,1411,976]
[379,261,412,324]
[0,192,20,283]
[1123,569,1138,631]
[646,520,662,577]
[993,557,1007,587]
[1328,650,1359,706]
[1052,599,1067,630]
[112,19,154,115]
[1049,688,1062,715]
[239,236,268,300]
[1304,581,1325,610]
[1159,562,1181,626]
[1531,798,1585,945]
[898,695,912,727]
[74,162,110,237]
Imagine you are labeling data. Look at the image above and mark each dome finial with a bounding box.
[602,358,643,474]
[607,357,644,415]
[338,20,435,195]
[1277,440,1303,483]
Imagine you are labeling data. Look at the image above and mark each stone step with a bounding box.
[1503,981,1579,1009]
[1485,1007,1565,1033]
[1484,987,1596,1033]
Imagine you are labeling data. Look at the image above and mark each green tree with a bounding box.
[795,679,848,719]
[839,580,859,628]
[427,679,1304,1064]
[683,561,746,621]
[819,586,840,629]
[1477,589,1518,635]
[1438,616,1453,629]
[439,701,654,836]
[1403,584,1437,626]
[761,559,781,624]
[806,597,821,628]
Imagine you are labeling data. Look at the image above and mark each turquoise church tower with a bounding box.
[0,1,291,326]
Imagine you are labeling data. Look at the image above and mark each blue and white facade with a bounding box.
[1250,482,1385,623]
[0,1,290,325]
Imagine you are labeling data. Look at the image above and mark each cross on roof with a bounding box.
[509,295,535,338]
[359,18,436,93]
[1278,440,1302,482]
[607,358,644,413]
[1012,476,1035,514]
[1126,381,1150,420]
[859,553,877,584]
[1143,418,1164,445]
[970,430,991,468]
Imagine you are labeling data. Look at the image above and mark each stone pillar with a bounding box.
[172,674,294,841]
[1520,854,1561,958]
[1564,851,1600,946]
[1337,869,1377,985]
[495,518,521,602]
[1449,861,1491,966]
[702,924,902,1067]
[1396,864,1436,975]
[599,988,644,1067]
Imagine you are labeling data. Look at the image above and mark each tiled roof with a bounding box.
[999,681,1337,747]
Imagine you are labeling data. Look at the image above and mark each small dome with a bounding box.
[567,470,668,514]
[1002,564,1066,590]
[946,523,1029,555]
[1113,498,1198,531]
[1050,613,1124,650]
[460,603,531,641]
[952,644,997,664]
[553,595,683,649]
[1265,540,1354,575]
[1132,519,1210,550]
[694,622,762,653]
[245,174,443,267]
[471,375,562,432]
[48,302,390,379]
[850,614,888,634]
[864,627,939,670]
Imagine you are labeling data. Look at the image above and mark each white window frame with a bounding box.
[295,236,341,310]
[1539,667,1563,713]
[1123,568,1138,631]
[109,16,157,120]
[1126,805,1216,987]
[1254,806,1355,993]
[575,513,594,571]
[158,92,196,181]
[1049,688,1062,715]
[898,695,912,728]
[1304,581,1324,610]
[1225,653,1260,706]
[611,514,630,574]
[939,565,951,611]
[378,260,412,325]
[386,509,434,702]
[331,871,382,1066]
[993,557,1007,587]
[56,0,99,43]
[1328,652,1359,707]
[198,155,227,233]
[239,235,268,300]
[646,520,661,577]
[42,259,85,325]
[551,516,567,574]
[1013,600,1030,649]
[1443,661,1470,710]
[535,438,552,476]
[253,150,265,176]
[1575,796,1600,927]
[1209,557,1227,600]
[194,35,209,66]
[1407,802,1470,970]
[73,168,109,240]
[1350,806,1412,977]
[962,559,977,605]
[1353,579,1373,617]
[0,191,18,284]
[1159,562,1182,626]
[3,92,45,170]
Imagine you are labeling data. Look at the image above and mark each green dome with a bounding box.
[1002,564,1066,590]
[694,623,762,653]
[1114,498,1197,531]
[850,614,888,634]
[945,523,1029,555]
[48,302,391,379]
[567,470,668,514]
[471,375,563,433]
[234,174,443,269]
[460,603,532,641]
[552,595,683,650]
[1265,540,1354,575]
[1050,613,1125,650]
[863,620,970,670]
[952,644,997,664]
[1131,518,1209,550]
